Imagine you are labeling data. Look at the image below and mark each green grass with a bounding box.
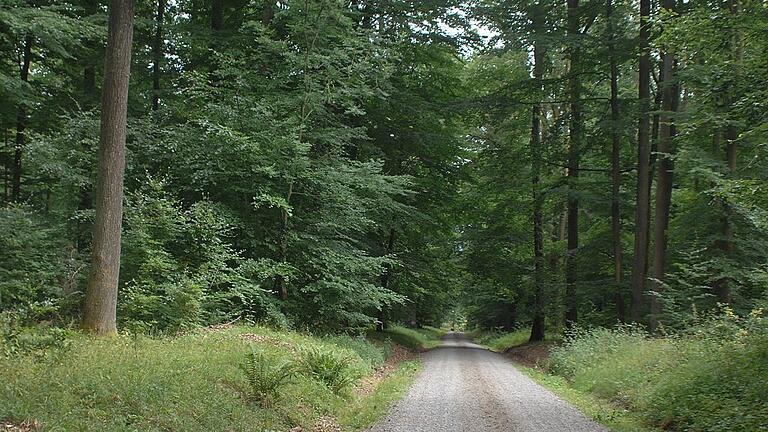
[368,325,445,351]
[0,325,419,431]
[471,328,560,352]
[518,366,657,432]
[339,360,420,429]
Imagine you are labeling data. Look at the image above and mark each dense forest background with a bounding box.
[1,0,767,340]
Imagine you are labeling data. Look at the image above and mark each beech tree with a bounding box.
[82,0,134,335]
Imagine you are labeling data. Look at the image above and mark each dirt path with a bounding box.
[369,332,607,432]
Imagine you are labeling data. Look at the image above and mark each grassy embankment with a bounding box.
[0,324,444,431]
[369,325,446,351]
[473,311,768,432]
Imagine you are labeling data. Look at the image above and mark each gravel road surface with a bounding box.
[370,332,608,432]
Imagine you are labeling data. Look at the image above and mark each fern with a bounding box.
[301,347,359,394]
[240,348,296,404]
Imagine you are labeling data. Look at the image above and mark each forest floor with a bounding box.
[0,325,442,432]
[369,332,607,432]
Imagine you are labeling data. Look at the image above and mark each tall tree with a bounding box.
[151,0,165,111]
[11,36,32,202]
[712,0,741,305]
[564,0,581,328]
[529,10,546,342]
[649,0,679,331]
[82,0,135,335]
[630,0,652,322]
[607,0,624,321]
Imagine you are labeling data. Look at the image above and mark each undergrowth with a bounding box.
[549,309,768,432]
[0,325,416,431]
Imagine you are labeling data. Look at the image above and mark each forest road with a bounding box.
[369,332,607,432]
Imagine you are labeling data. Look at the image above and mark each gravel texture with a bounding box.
[369,332,608,432]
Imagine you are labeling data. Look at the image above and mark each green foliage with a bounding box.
[549,311,768,431]
[301,347,362,394]
[0,206,68,314]
[241,348,297,404]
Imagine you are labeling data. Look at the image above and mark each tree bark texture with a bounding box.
[630,0,652,323]
[649,0,679,332]
[82,0,134,336]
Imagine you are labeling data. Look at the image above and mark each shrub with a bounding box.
[548,311,768,431]
[240,348,297,404]
[301,347,361,394]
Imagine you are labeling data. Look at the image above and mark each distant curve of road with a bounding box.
[370,332,608,432]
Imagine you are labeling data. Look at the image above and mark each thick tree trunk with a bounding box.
[11,36,32,203]
[630,0,652,323]
[82,0,134,336]
[564,0,581,329]
[649,0,679,332]
[530,35,546,342]
[607,0,624,322]
[152,0,165,111]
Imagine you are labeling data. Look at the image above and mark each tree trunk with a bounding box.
[564,0,581,329]
[530,33,546,342]
[274,181,293,300]
[630,0,652,323]
[152,0,165,111]
[77,0,99,253]
[649,0,679,332]
[82,0,134,336]
[376,228,396,332]
[713,0,741,305]
[82,0,98,106]
[11,36,32,203]
[607,0,624,322]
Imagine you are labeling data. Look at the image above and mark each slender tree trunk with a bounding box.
[607,0,625,322]
[212,0,224,32]
[77,0,99,253]
[530,33,546,342]
[11,36,32,203]
[713,0,741,305]
[376,228,396,332]
[564,0,581,329]
[262,0,275,25]
[630,0,652,323]
[274,181,293,300]
[152,0,165,111]
[649,0,679,331]
[82,0,134,336]
[83,0,98,105]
